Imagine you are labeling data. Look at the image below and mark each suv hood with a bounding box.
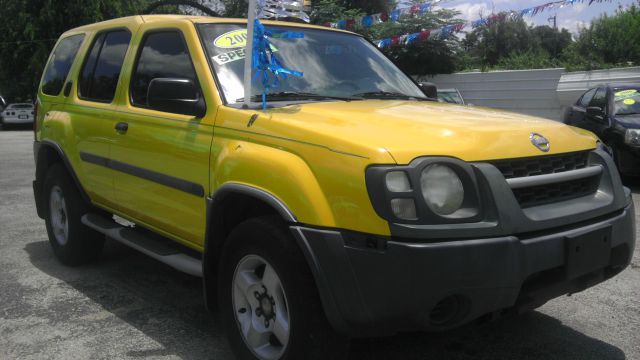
[262,100,598,164]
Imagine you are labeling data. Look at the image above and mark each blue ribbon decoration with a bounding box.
[406,32,420,45]
[362,15,374,28]
[390,9,401,22]
[252,19,304,110]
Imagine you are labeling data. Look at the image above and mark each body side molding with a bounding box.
[79,151,205,197]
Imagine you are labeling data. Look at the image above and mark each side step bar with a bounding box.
[81,213,203,277]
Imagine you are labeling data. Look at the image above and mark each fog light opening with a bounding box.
[429,294,470,327]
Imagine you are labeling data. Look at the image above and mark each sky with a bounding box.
[435,0,639,34]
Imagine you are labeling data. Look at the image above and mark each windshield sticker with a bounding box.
[214,30,248,49]
[615,89,638,100]
[623,98,636,105]
[212,45,278,65]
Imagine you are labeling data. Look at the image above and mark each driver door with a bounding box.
[112,25,214,247]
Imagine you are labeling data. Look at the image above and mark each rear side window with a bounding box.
[130,31,199,107]
[579,89,596,107]
[79,30,131,102]
[41,34,85,96]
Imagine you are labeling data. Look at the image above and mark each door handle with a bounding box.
[115,122,129,134]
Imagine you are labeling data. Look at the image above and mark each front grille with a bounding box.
[488,151,599,208]
[490,151,590,179]
[512,175,600,208]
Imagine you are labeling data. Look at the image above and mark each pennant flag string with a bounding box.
[375,0,612,49]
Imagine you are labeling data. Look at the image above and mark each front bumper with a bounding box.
[291,201,635,337]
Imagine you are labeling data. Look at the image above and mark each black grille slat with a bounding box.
[512,176,600,208]
[491,151,590,179]
[488,151,598,208]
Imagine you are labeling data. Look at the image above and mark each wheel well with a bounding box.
[202,191,290,310]
[34,142,91,218]
[36,145,62,184]
[34,145,64,218]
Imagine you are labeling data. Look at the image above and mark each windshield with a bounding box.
[614,88,640,115]
[198,23,426,105]
[437,91,463,105]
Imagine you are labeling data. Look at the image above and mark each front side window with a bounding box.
[198,24,426,105]
[79,30,131,102]
[590,88,608,110]
[41,34,85,96]
[579,88,597,107]
[130,31,199,107]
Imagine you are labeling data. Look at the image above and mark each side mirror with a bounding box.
[418,83,437,99]
[148,78,206,118]
[586,106,604,117]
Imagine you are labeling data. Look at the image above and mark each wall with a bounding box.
[420,67,640,121]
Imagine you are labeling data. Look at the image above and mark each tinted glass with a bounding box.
[579,89,596,107]
[131,31,198,106]
[79,33,106,98]
[590,88,608,109]
[41,34,85,96]
[438,91,463,104]
[79,30,131,102]
[198,24,425,105]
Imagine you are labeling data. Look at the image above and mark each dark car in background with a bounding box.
[564,84,640,176]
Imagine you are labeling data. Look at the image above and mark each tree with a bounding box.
[531,25,572,60]
[461,14,539,70]
[0,0,176,102]
[568,3,640,69]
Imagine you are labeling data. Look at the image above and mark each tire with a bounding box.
[43,163,104,266]
[218,216,349,360]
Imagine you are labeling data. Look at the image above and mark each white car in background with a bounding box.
[1,103,35,129]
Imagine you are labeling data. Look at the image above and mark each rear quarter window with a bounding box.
[79,30,131,102]
[41,34,85,96]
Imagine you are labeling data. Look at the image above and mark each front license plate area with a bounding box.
[18,115,27,119]
[565,226,612,279]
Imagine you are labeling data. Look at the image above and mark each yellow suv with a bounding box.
[33,15,635,360]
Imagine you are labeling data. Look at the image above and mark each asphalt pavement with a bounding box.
[1,129,639,360]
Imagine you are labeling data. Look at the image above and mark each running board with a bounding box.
[81,213,203,277]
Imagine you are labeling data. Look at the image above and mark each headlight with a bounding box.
[366,157,480,224]
[625,129,640,146]
[420,164,464,215]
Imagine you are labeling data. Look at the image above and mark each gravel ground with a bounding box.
[1,129,639,360]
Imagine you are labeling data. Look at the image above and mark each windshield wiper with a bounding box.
[236,91,361,103]
[617,112,640,116]
[351,91,431,101]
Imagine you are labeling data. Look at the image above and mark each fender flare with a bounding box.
[33,140,91,217]
[202,182,298,310]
